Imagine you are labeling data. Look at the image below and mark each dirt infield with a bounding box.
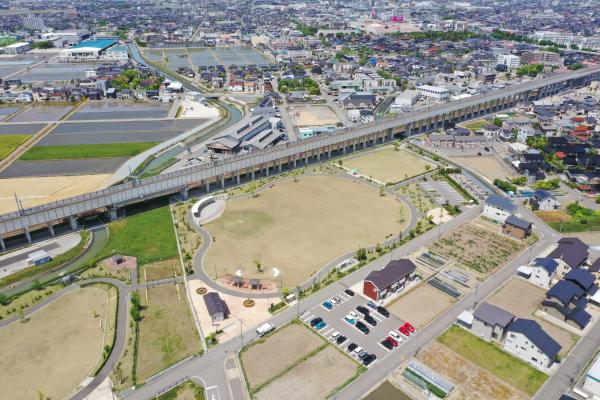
[429,222,525,275]
[0,174,110,214]
[488,278,578,355]
[344,147,433,184]
[255,345,357,400]
[204,175,408,287]
[388,284,456,329]
[419,342,528,400]
[241,323,325,390]
[292,105,340,127]
[452,156,515,182]
[0,287,108,400]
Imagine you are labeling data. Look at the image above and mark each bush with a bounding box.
[494,179,516,193]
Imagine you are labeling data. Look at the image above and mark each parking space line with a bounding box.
[322,327,334,336]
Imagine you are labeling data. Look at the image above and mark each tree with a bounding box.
[281,287,290,297]
[0,293,9,306]
[31,280,42,291]
[254,259,263,273]
[493,117,503,127]
[356,248,367,261]
[596,196,600,204]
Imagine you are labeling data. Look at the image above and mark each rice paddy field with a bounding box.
[144,46,272,68]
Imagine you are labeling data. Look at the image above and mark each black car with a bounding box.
[376,306,390,318]
[336,335,347,345]
[344,289,355,296]
[347,342,358,352]
[363,354,377,366]
[309,317,322,327]
[381,340,393,350]
[356,305,370,316]
[365,315,377,327]
[355,321,370,334]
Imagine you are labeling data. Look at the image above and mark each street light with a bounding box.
[231,315,247,349]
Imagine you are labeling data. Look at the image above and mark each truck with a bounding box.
[256,322,275,337]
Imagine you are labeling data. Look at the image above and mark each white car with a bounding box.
[348,311,359,320]
[353,346,363,356]
[389,331,404,342]
[330,331,340,340]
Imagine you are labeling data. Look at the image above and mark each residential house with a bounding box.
[471,302,515,342]
[542,269,596,329]
[363,259,417,301]
[504,319,562,369]
[530,190,561,211]
[529,257,559,288]
[483,194,517,223]
[502,215,532,239]
[549,237,589,278]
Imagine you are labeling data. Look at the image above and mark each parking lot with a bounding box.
[420,181,464,206]
[299,289,418,368]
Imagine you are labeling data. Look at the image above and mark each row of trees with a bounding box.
[278,77,320,95]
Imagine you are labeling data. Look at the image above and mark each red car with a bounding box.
[385,336,398,347]
[399,322,415,336]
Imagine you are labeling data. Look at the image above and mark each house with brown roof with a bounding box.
[363,259,417,301]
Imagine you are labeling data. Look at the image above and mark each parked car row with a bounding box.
[322,293,351,310]
[346,343,377,366]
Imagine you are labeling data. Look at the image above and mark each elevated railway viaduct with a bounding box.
[1,66,600,250]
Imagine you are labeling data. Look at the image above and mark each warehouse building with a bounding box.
[58,39,118,61]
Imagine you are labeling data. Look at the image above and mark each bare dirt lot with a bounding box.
[419,342,528,400]
[0,287,108,400]
[0,174,110,214]
[452,156,515,182]
[204,175,408,287]
[344,147,434,184]
[388,284,456,329]
[141,258,179,282]
[241,323,325,390]
[487,277,578,355]
[429,222,525,275]
[292,105,340,127]
[254,345,358,400]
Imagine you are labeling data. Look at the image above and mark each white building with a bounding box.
[583,354,600,397]
[391,89,420,110]
[504,319,561,369]
[417,85,449,102]
[497,54,521,69]
[531,30,600,51]
[2,42,30,55]
[528,257,559,288]
[103,44,129,61]
[483,194,517,222]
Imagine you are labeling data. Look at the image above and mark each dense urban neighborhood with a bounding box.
[0,1,599,400]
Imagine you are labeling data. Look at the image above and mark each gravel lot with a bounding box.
[0,158,127,177]
[255,346,357,400]
[388,284,456,329]
[241,323,325,390]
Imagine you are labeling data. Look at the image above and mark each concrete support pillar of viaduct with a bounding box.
[328,148,332,158]
[0,235,5,252]
[47,222,55,237]
[179,187,189,201]
[108,208,118,222]
[317,152,321,162]
[220,175,225,189]
[24,228,32,243]
[236,173,241,185]
[293,156,297,168]
[304,154,308,165]
[205,179,211,192]
[278,161,282,173]
[264,165,269,177]
[70,216,78,231]
[251,169,256,180]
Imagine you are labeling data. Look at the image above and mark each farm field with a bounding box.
[462,119,490,132]
[70,101,172,121]
[204,175,409,287]
[0,287,109,400]
[388,284,456,329]
[343,146,434,184]
[429,222,525,274]
[20,142,158,160]
[488,278,578,355]
[9,105,72,122]
[0,134,30,160]
[12,63,95,82]
[136,284,202,382]
[254,345,358,400]
[100,206,179,266]
[292,105,340,127]
[437,325,548,396]
[0,122,46,135]
[363,381,412,400]
[0,174,110,214]
[419,342,528,400]
[0,158,128,177]
[452,156,515,181]
[240,323,325,391]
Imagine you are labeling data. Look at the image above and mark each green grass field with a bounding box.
[463,120,489,131]
[20,142,158,160]
[99,206,178,265]
[438,325,548,396]
[0,134,31,160]
[136,284,202,382]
